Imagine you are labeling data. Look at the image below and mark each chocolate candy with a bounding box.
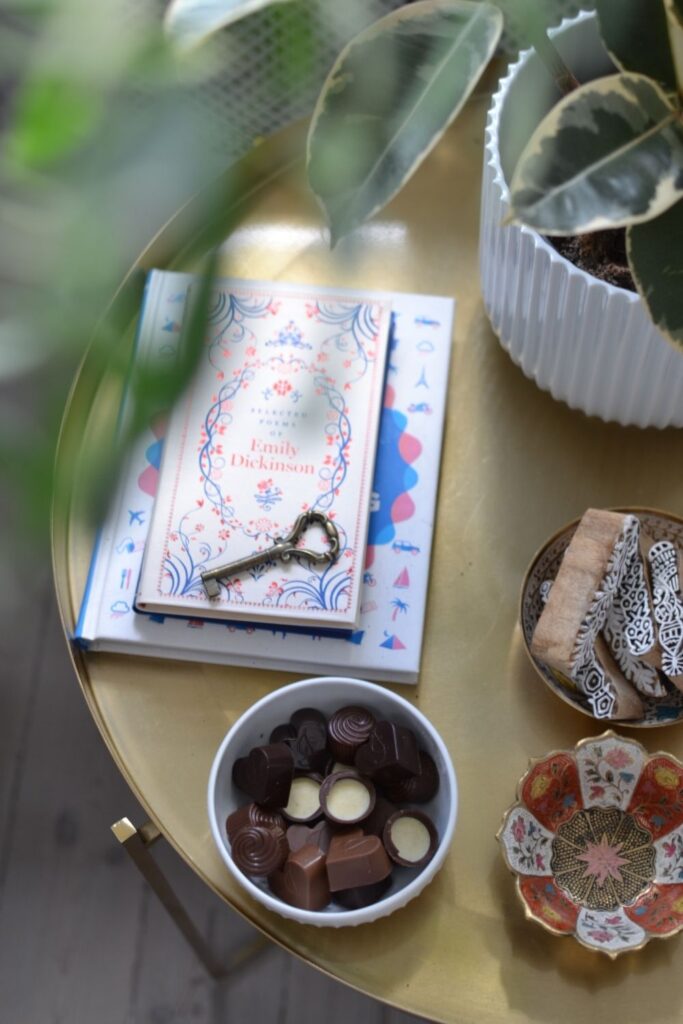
[355,720,420,782]
[289,719,330,773]
[329,761,356,775]
[320,770,375,825]
[228,701,443,914]
[382,750,440,804]
[383,809,438,868]
[231,825,288,876]
[282,773,323,823]
[232,742,294,808]
[327,705,375,762]
[359,794,396,838]
[269,723,296,744]
[290,707,327,730]
[226,802,285,843]
[269,844,330,910]
[334,877,392,909]
[286,820,334,854]
[326,832,392,891]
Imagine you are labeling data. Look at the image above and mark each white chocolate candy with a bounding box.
[283,777,321,821]
[325,778,371,822]
[389,816,431,864]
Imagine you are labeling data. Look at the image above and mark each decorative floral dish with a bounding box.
[520,508,683,728]
[498,732,683,956]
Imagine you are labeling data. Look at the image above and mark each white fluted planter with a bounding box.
[480,12,683,428]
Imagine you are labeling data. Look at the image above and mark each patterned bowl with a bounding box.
[498,732,683,956]
[520,508,683,728]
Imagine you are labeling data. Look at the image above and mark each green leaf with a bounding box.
[307,0,503,246]
[510,73,683,235]
[164,0,292,49]
[664,0,683,95]
[628,199,683,348]
[595,0,677,92]
[8,77,103,168]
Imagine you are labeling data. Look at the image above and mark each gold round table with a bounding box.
[53,91,683,1024]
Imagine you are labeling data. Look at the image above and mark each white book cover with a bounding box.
[136,279,392,629]
[75,270,454,684]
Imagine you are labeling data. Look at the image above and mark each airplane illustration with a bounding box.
[128,509,145,525]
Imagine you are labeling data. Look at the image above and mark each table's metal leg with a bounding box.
[111,817,268,979]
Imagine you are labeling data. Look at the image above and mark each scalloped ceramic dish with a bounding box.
[520,508,683,728]
[498,732,683,957]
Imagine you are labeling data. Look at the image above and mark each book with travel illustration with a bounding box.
[75,270,455,683]
[135,278,393,629]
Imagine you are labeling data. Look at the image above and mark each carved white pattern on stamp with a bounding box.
[617,549,656,656]
[604,601,665,697]
[574,653,616,719]
[572,516,639,673]
[648,541,683,678]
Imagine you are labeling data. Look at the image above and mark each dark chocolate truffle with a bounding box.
[382,750,440,804]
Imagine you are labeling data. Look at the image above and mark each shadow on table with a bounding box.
[487,852,679,1022]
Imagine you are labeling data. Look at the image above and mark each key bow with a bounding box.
[200,510,340,598]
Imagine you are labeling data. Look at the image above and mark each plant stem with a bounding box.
[527,25,580,96]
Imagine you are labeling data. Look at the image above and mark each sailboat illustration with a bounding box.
[380,631,406,650]
[393,567,410,589]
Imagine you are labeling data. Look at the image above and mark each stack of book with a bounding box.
[75,270,454,684]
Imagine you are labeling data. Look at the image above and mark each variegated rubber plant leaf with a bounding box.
[628,199,683,348]
[307,0,503,246]
[510,73,683,235]
[664,0,683,93]
[164,0,291,49]
[595,0,678,92]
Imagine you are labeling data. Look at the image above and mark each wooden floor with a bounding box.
[0,547,429,1024]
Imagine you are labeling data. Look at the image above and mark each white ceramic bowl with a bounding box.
[479,12,683,428]
[207,676,457,927]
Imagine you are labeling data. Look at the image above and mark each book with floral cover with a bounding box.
[75,269,454,683]
[135,278,393,629]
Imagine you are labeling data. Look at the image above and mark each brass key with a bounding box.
[201,510,341,598]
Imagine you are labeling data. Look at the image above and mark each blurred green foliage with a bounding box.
[0,0,601,556]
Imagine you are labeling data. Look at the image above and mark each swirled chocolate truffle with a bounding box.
[230,825,288,877]
[382,750,439,804]
[226,803,286,844]
[327,705,375,763]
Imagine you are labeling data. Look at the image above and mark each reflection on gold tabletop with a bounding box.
[53,92,683,1024]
